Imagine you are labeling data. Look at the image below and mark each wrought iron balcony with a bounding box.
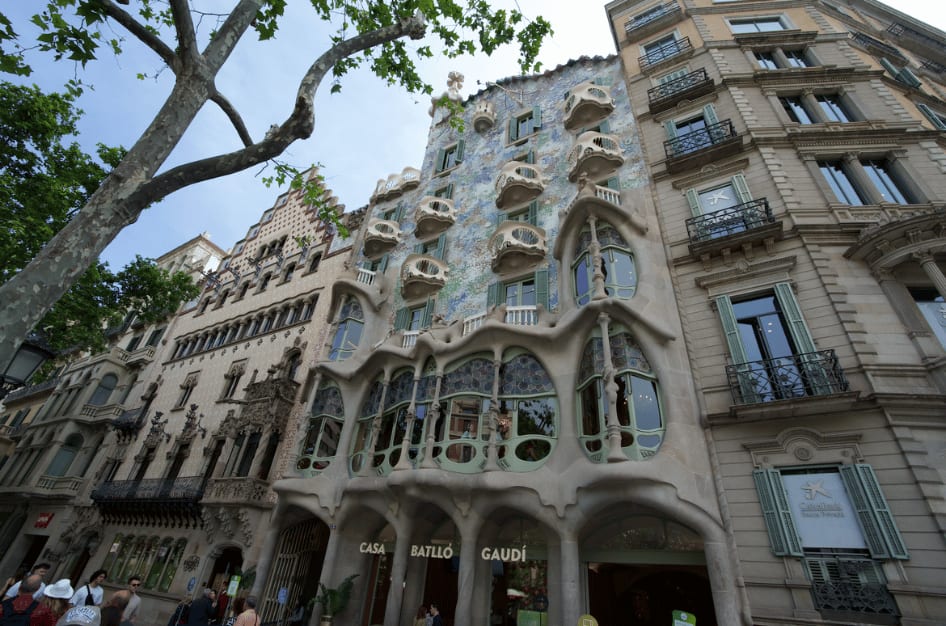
[726,349,849,405]
[850,32,906,60]
[648,68,714,114]
[202,476,275,507]
[624,2,682,42]
[639,37,692,71]
[563,82,614,131]
[566,131,623,182]
[686,198,775,243]
[806,556,900,624]
[92,476,204,502]
[664,120,741,173]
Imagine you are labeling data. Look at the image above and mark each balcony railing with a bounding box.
[91,476,204,502]
[921,59,946,74]
[639,37,692,70]
[850,32,906,60]
[402,330,420,349]
[665,120,738,159]
[625,2,681,39]
[505,305,538,326]
[806,556,899,623]
[686,198,774,243]
[647,68,714,113]
[726,349,849,405]
[356,268,377,285]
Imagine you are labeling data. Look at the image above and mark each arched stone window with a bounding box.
[328,297,364,361]
[572,221,637,306]
[89,373,119,406]
[578,327,663,461]
[298,381,345,474]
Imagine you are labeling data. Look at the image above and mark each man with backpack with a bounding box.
[68,572,107,608]
[0,574,42,625]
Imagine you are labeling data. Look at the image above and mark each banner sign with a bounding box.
[782,471,867,549]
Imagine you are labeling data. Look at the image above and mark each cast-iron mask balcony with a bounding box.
[564,82,615,131]
[806,556,900,624]
[664,120,741,173]
[648,68,714,114]
[726,349,849,405]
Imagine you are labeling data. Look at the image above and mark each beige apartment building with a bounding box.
[605,0,946,623]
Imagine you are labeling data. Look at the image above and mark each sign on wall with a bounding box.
[34,512,54,528]
[782,471,867,550]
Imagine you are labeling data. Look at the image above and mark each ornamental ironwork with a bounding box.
[686,198,775,243]
[647,68,713,109]
[639,37,692,69]
[726,349,849,405]
[664,119,738,159]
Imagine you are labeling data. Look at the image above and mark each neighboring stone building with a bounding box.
[605,0,946,623]
[0,233,226,584]
[0,182,362,623]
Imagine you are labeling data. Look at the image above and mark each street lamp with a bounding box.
[0,332,55,400]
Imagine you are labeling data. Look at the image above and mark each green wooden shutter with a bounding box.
[663,120,678,139]
[435,148,446,173]
[508,118,518,142]
[455,139,465,163]
[717,295,759,403]
[422,298,435,328]
[378,255,389,273]
[532,105,542,131]
[732,174,753,204]
[598,120,611,134]
[839,464,909,559]
[605,177,620,190]
[703,103,720,126]
[752,469,804,557]
[526,150,536,165]
[394,202,406,222]
[879,57,901,78]
[685,188,702,216]
[526,201,538,225]
[487,282,503,308]
[414,242,424,254]
[918,104,946,130]
[773,283,816,354]
[898,67,921,88]
[535,269,550,310]
[394,307,410,331]
[434,233,446,260]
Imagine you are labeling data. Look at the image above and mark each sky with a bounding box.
[6,0,946,270]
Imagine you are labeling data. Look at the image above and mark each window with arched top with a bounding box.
[572,221,637,306]
[298,381,345,474]
[328,298,364,361]
[578,328,663,462]
[351,369,415,475]
[89,374,118,406]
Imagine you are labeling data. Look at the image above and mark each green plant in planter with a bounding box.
[309,574,359,617]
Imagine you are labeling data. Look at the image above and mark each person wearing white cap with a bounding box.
[33,579,74,625]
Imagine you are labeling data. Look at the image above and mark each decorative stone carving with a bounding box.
[183,555,201,572]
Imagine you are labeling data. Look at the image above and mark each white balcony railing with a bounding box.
[356,268,377,285]
[402,330,420,348]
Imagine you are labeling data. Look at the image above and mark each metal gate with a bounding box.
[259,518,330,622]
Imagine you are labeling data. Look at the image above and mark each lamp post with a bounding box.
[0,332,55,400]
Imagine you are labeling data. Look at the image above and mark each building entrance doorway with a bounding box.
[208,546,243,593]
[587,563,715,626]
[421,555,458,626]
[260,516,330,622]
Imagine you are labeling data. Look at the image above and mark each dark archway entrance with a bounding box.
[588,564,715,626]
[209,546,243,592]
[259,515,330,623]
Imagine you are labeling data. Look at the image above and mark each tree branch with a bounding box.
[99,0,178,71]
[169,0,200,67]
[202,0,264,71]
[134,13,428,204]
[210,91,254,147]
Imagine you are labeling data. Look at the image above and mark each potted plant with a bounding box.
[309,574,358,626]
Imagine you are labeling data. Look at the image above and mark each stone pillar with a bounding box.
[250,512,282,597]
[913,250,946,300]
[453,531,478,626]
[382,524,412,626]
[559,533,581,626]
